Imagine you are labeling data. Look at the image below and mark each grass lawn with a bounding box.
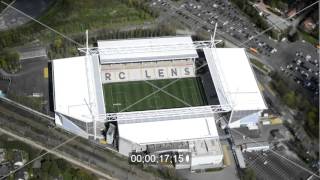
[0,0,154,49]
[103,78,207,113]
[250,58,271,74]
[39,0,153,34]
[298,30,318,45]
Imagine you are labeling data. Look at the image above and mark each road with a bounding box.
[254,71,319,159]
[0,127,114,180]
[150,0,319,165]
[150,0,318,98]
[244,151,310,180]
[0,99,165,180]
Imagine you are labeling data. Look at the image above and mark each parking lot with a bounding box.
[149,0,319,99]
[244,151,311,180]
[150,0,278,56]
[0,55,50,113]
[277,41,319,97]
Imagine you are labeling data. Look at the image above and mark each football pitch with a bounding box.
[103,78,207,113]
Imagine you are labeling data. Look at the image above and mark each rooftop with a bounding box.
[97,36,198,64]
[204,48,267,111]
[52,55,105,123]
[118,116,219,145]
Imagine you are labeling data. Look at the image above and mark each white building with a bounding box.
[204,48,267,128]
[51,36,266,170]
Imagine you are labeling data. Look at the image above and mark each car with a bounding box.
[301,72,309,78]
[286,64,292,69]
[270,48,277,54]
[296,59,302,65]
[305,82,311,87]
[306,55,312,61]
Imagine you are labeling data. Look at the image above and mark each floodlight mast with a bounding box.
[86,30,89,55]
[84,29,97,139]
[211,23,218,48]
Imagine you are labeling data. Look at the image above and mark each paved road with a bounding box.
[176,141,239,180]
[244,151,311,180]
[0,127,115,180]
[254,70,319,159]
[0,100,165,180]
[150,0,318,98]
[150,0,319,165]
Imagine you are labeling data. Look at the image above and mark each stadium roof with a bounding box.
[97,36,198,64]
[52,56,105,123]
[118,116,218,145]
[204,48,267,111]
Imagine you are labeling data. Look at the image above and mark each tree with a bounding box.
[0,49,20,73]
[283,91,296,108]
[49,161,60,177]
[53,37,63,49]
[305,107,319,138]
[242,168,256,180]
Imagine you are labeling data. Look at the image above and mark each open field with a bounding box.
[38,0,153,34]
[0,0,154,48]
[298,30,318,45]
[103,78,207,113]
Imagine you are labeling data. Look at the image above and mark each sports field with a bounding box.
[103,78,207,113]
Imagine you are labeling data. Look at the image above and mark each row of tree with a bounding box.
[270,72,319,138]
[119,0,159,18]
[0,49,20,73]
[47,26,176,59]
[30,155,97,180]
[230,0,280,39]
[0,0,157,50]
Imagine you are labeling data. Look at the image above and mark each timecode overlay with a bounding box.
[129,152,191,166]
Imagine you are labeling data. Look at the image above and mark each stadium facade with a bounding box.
[52,36,266,170]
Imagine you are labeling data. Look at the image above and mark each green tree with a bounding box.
[49,161,60,177]
[242,168,256,180]
[0,49,20,72]
[305,107,319,138]
[283,91,296,108]
[53,37,63,49]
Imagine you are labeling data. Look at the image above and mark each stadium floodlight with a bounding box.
[211,23,218,48]
[86,30,89,55]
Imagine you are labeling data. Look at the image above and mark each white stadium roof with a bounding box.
[97,36,198,64]
[118,116,218,145]
[52,56,105,123]
[204,48,266,111]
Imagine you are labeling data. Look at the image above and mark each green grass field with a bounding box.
[38,0,153,34]
[103,78,207,113]
[0,0,155,49]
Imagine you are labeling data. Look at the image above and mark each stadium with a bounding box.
[51,36,266,170]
